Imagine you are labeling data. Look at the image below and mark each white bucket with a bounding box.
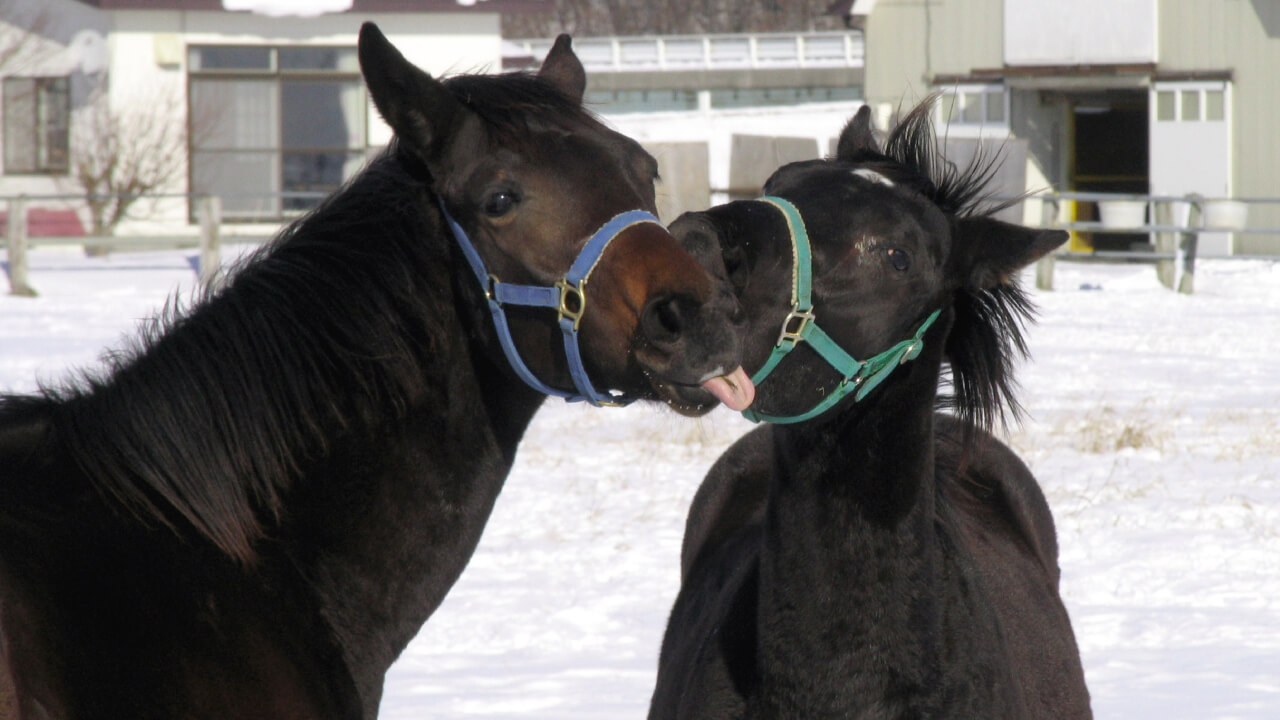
[1097,200,1147,229]
[1201,200,1249,230]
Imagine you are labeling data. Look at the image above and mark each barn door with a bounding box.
[1149,80,1233,253]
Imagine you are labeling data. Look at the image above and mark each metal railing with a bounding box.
[1029,192,1280,294]
[5,190,1278,298]
[507,31,865,73]
[0,192,320,297]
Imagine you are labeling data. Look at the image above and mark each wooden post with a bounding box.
[1178,195,1202,295]
[5,196,37,297]
[1153,200,1178,289]
[197,194,222,289]
[1035,196,1059,291]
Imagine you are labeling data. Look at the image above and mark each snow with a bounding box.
[3,246,1278,718]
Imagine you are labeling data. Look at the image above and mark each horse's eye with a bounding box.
[887,247,911,272]
[482,191,518,218]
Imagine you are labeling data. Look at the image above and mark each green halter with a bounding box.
[741,196,942,425]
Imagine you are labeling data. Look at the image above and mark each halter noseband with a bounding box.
[439,200,663,407]
[741,196,941,424]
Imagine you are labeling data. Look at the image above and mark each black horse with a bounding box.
[0,25,750,720]
[648,102,1092,719]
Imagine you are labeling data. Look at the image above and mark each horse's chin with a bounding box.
[649,380,720,417]
[641,365,755,417]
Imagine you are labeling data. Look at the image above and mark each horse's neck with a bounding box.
[754,350,943,714]
[272,206,549,715]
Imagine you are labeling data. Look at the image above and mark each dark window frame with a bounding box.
[3,75,71,175]
[187,44,366,222]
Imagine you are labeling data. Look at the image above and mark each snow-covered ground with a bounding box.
[2,247,1277,718]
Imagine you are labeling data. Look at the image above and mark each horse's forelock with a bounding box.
[442,72,603,151]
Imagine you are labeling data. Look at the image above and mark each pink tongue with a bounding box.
[700,366,756,411]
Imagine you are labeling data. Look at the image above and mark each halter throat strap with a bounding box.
[439,199,662,407]
[742,196,942,424]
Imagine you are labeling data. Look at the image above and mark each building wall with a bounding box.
[0,0,108,199]
[863,0,1004,117]
[106,10,502,152]
[1159,0,1280,253]
[0,6,503,233]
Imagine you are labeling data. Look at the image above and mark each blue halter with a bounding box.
[438,200,663,407]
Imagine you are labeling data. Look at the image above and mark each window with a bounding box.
[1153,83,1229,124]
[1205,90,1224,121]
[1181,90,1200,121]
[585,89,698,114]
[710,86,860,110]
[188,45,366,220]
[3,77,70,174]
[935,85,1007,128]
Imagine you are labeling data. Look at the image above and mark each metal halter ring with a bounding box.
[555,279,587,330]
[776,307,815,347]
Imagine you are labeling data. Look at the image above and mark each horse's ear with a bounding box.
[836,105,880,160]
[952,217,1067,290]
[359,22,467,173]
[537,34,587,103]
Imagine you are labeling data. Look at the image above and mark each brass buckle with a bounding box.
[776,307,815,347]
[485,274,500,302]
[556,279,587,330]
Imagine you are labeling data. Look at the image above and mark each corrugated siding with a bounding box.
[1163,0,1280,251]
[865,0,1004,109]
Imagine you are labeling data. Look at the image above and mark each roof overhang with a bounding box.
[935,64,1235,92]
[936,64,1154,91]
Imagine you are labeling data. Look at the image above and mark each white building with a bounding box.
[0,0,527,233]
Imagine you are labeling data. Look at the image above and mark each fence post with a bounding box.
[1178,195,1202,295]
[1035,196,1059,291]
[5,196,36,297]
[198,194,222,288]
[1153,200,1178,289]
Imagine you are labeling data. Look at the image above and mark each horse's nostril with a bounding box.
[643,294,692,344]
[657,298,682,334]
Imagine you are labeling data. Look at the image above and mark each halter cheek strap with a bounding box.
[741,196,942,425]
[439,199,662,407]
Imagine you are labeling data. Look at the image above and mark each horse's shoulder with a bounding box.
[680,425,774,579]
[652,522,760,720]
[934,413,1060,582]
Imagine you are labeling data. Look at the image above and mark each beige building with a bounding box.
[847,0,1280,254]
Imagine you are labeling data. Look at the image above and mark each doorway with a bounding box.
[1070,91,1149,251]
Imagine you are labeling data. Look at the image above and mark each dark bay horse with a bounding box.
[649,103,1092,719]
[0,24,751,720]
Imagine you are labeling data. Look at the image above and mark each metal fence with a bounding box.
[1,192,324,297]
[1028,192,1280,294]
[507,31,865,73]
[4,190,1279,298]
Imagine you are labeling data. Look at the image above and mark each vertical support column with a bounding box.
[6,196,36,297]
[1035,196,1059,291]
[1153,200,1178,289]
[1178,196,1202,295]
[198,194,222,289]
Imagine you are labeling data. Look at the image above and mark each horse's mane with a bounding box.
[869,99,1036,431]
[13,150,452,565]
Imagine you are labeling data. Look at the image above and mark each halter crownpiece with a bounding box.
[439,199,662,407]
[742,196,941,424]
